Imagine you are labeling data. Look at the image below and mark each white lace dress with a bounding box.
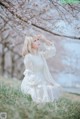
[21,42,63,103]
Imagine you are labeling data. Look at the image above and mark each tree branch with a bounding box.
[0,0,80,40]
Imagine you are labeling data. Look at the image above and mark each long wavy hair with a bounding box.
[22,36,34,56]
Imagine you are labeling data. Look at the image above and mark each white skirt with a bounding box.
[21,73,63,103]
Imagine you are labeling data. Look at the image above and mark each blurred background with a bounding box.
[0,0,80,94]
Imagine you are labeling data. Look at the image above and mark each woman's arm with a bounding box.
[33,34,53,46]
[23,54,34,76]
[40,42,56,59]
[38,35,56,59]
[40,35,53,46]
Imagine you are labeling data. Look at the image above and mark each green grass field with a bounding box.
[0,76,80,119]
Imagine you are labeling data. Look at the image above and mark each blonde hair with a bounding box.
[22,36,34,56]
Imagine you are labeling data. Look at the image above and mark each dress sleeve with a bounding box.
[40,42,56,59]
[23,54,34,76]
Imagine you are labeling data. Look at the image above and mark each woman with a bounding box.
[21,34,63,103]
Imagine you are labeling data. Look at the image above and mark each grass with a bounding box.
[0,76,80,119]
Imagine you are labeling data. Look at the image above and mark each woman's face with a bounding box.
[31,37,41,50]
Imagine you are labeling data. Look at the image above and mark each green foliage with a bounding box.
[60,0,80,4]
[0,76,80,119]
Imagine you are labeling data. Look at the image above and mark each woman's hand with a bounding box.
[40,34,53,46]
[45,40,53,46]
[33,34,53,46]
